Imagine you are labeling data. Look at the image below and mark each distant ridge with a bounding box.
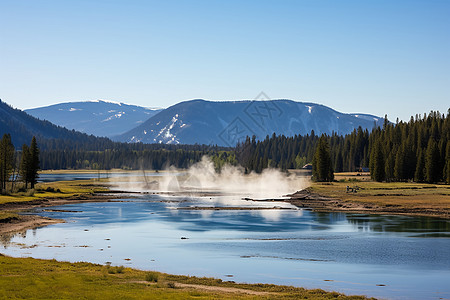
[115,99,384,146]
[26,100,162,137]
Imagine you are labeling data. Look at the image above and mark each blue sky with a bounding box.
[1,0,449,121]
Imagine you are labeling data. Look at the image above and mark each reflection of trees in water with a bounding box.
[309,211,347,224]
[346,214,450,233]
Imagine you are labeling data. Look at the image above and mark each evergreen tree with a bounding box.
[334,149,343,173]
[444,142,450,184]
[414,148,425,182]
[19,137,40,189]
[29,137,40,188]
[425,138,441,183]
[312,135,334,182]
[0,134,15,192]
[20,144,30,189]
[371,139,385,182]
[394,146,404,181]
[385,151,395,182]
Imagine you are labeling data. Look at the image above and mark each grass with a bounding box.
[0,179,109,206]
[0,255,373,299]
[0,212,19,223]
[311,175,450,210]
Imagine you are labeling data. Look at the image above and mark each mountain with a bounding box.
[25,100,162,137]
[0,99,110,148]
[115,99,384,146]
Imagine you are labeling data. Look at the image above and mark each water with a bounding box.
[38,171,158,182]
[2,172,449,299]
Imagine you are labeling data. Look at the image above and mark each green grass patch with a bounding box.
[0,255,373,299]
[0,179,109,205]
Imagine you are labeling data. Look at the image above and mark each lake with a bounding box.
[2,172,450,300]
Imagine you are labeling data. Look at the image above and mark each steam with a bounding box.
[111,156,309,199]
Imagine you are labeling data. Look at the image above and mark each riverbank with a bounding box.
[0,179,127,236]
[0,255,372,299]
[287,181,450,219]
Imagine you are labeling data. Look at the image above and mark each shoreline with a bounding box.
[0,192,129,237]
[286,188,450,219]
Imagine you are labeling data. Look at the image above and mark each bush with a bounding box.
[145,272,158,282]
[167,282,176,289]
[107,265,125,274]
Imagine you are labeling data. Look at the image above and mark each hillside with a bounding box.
[0,99,110,148]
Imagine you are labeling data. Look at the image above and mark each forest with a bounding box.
[236,110,449,183]
[38,140,226,170]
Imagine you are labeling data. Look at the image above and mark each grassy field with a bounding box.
[0,179,109,206]
[311,177,450,210]
[0,255,371,299]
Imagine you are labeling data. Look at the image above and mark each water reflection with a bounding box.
[346,214,450,235]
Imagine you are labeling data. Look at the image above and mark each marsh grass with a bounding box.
[0,255,373,299]
[311,179,450,209]
[145,271,159,282]
[0,179,109,205]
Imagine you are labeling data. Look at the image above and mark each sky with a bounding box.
[1,0,449,121]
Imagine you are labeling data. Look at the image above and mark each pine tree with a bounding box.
[394,146,404,181]
[444,142,450,184]
[312,135,334,182]
[425,138,440,183]
[385,151,395,182]
[29,137,40,188]
[0,134,15,193]
[371,139,385,182]
[20,144,30,189]
[414,148,425,182]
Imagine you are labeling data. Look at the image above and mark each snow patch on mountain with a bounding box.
[151,114,181,144]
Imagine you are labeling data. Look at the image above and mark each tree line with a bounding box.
[37,139,227,170]
[0,134,40,193]
[236,110,449,183]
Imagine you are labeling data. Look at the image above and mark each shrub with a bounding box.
[107,265,125,274]
[145,272,158,282]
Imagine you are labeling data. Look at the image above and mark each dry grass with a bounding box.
[311,178,450,210]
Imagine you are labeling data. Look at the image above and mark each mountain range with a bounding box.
[25,100,162,137]
[5,98,384,147]
[115,99,384,146]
